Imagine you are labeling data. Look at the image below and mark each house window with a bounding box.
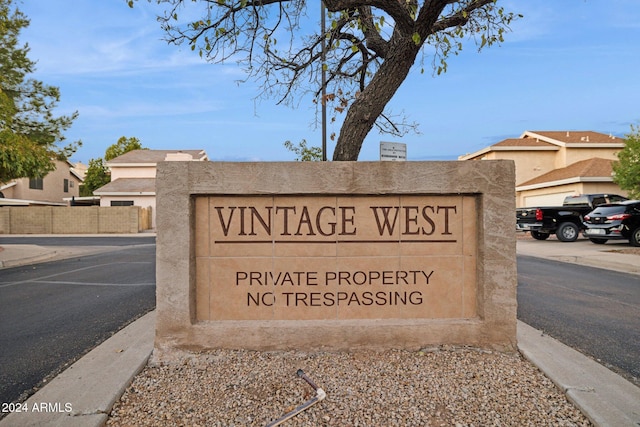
[111,201,134,206]
[29,177,44,190]
[64,179,69,193]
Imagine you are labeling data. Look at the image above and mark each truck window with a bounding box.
[608,195,628,203]
[564,196,587,205]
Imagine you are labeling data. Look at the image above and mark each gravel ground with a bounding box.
[107,347,591,426]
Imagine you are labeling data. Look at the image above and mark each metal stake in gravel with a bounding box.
[265,369,326,427]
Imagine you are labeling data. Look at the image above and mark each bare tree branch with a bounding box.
[133,0,519,160]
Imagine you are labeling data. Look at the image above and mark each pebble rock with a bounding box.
[107,347,591,426]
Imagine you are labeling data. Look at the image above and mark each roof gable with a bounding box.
[460,130,624,160]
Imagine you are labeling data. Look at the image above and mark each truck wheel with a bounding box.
[531,231,550,240]
[630,227,640,247]
[588,238,608,244]
[556,222,579,242]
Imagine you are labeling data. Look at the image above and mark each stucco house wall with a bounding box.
[485,150,558,187]
[517,182,628,207]
[561,146,621,168]
[110,167,156,180]
[514,157,629,207]
[460,131,627,208]
[0,159,82,205]
[94,150,208,229]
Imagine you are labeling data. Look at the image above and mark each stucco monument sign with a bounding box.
[197,194,472,321]
[155,161,516,357]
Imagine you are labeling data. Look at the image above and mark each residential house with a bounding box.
[94,149,208,228]
[459,131,628,207]
[72,161,88,180]
[0,159,83,206]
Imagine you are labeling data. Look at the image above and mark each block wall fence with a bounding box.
[0,206,151,234]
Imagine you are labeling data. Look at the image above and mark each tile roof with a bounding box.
[518,158,614,187]
[524,131,624,144]
[493,138,556,148]
[94,178,156,194]
[107,149,207,164]
[460,130,624,160]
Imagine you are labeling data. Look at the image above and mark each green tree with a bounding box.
[0,0,80,182]
[128,0,519,160]
[613,125,640,199]
[79,158,110,197]
[105,136,145,161]
[284,140,322,162]
[80,136,146,196]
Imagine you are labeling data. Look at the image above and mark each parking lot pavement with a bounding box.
[516,236,640,275]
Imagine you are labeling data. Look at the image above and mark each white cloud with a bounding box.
[77,98,223,119]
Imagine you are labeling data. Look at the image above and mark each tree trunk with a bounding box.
[332,38,420,161]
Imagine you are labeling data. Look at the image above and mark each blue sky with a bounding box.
[17,0,640,163]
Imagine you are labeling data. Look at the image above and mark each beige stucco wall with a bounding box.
[109,166,156,180]
[100,195,157,228]
[1,185,16,198]
[499,151,558,186]
[154,161,517,359]
[464,151,557,187]
[517,182,630,207]
[8,160,81,203]
[466,146,621,187]
[558,146,621,168]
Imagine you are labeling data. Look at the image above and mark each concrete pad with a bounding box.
[517,239,640,276]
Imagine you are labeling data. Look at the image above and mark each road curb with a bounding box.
[0,246,59,269]
[548,254,640,275]
[0,245,151,270]
[518,321,640,427]
[0,311,155,427]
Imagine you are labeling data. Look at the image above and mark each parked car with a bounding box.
[583,200,640,246]
[516,194,628,242]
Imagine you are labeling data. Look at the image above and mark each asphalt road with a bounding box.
[517,254,640,387]
[0,243,156,405]
[1,235,638,406]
